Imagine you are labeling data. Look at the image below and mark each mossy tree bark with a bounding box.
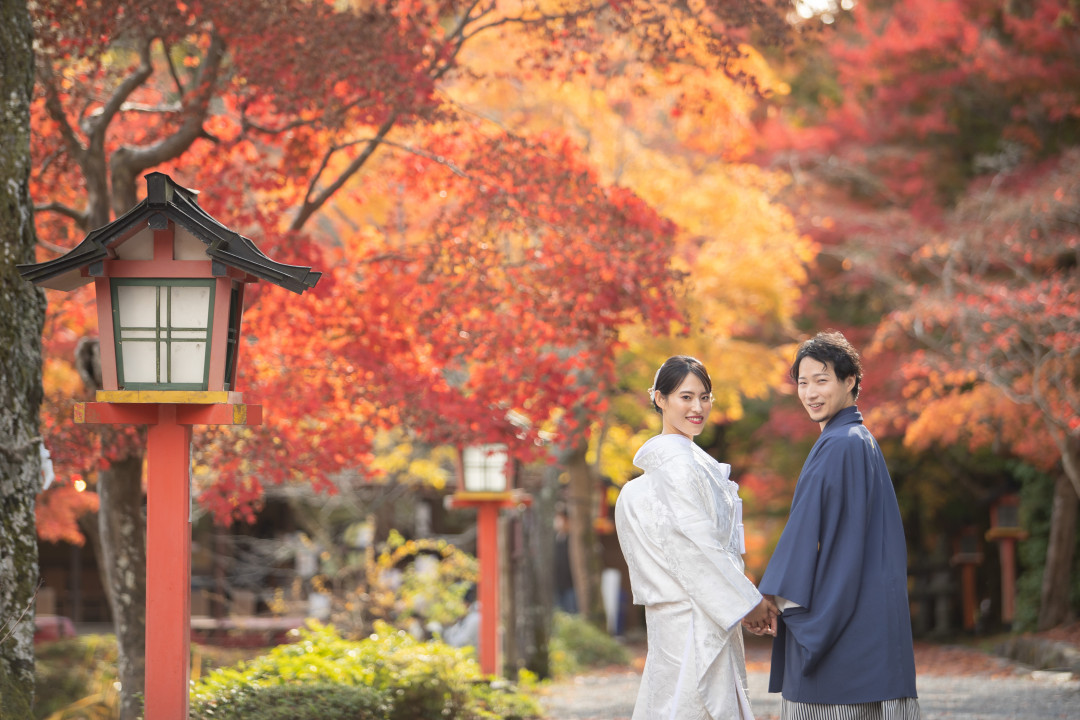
[0,0,46,713]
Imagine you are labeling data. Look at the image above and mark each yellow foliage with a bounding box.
[449,18,812,387]
[368,430,455,488]
[43,357,83,397]
[587,422,656,485]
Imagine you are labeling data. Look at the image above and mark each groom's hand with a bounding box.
[742,597,776,636]
[763,595,779,636]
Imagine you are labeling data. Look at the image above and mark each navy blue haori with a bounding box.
[759,406,919,705]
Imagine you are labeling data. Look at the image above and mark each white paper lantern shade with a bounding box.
[112,279,214,389]
[462,444,509,493]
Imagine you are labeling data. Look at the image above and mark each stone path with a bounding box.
[536,639,1080,720]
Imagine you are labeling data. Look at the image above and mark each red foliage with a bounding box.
[30,0,796,527]
[757,0,1080,207]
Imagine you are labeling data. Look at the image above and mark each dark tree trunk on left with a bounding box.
[0,0,46,714]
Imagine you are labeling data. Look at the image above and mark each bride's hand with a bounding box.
[742,597,777,636]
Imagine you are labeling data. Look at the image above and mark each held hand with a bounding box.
[742,597,777,637]
[763,596,779,637]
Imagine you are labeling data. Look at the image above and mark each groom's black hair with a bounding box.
[790,330,863,400]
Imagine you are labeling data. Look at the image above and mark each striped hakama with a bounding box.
[780,697,922,720]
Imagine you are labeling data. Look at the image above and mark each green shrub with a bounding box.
[2,667,34,720]
[190,682,390,720]
[190,621,541,720]
[33,634,120,719]
[548,612,630,678]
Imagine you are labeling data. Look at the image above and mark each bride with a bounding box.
[615,355,776,720]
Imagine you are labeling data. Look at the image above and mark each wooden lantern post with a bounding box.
[950,525,984,631]
[19,173,320,720]
[446,444,531,676]
[985,493,1028,627]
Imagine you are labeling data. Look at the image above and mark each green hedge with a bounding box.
[548,612,630,678]
[190,621,541,720]
[190,682,390,720]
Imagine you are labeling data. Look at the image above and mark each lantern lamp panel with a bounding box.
[170,286,211,328]
[170,341,208,384]
[117,285,159,328]
[112,279,215,390]
[120,341,158,384]
[463,444,509,493]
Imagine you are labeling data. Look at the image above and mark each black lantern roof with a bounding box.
[18,172,321,294]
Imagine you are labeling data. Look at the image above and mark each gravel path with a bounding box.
[537,640,1080,720]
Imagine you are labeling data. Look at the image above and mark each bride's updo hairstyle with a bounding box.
[649,355,712,414]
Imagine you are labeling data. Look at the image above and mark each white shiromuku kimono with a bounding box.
[615,433,762,720]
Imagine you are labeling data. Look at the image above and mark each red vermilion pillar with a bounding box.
[76,400,261,719]
[986,496,1027,630]
[998,538,1018,625]
[145,404,194,720]
[476,503,500,675]
[446,491,531,676]
[960,563,977,630]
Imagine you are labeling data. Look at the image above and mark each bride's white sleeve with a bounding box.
[652,457,763,630]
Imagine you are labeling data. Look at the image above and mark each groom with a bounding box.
[752,331,920,719]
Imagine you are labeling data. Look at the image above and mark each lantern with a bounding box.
[18,172,320,720]
[18,172,319,400]
[985,493,1028,628]
[462,444,510,494]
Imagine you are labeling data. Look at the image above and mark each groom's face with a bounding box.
[796,357,856,429]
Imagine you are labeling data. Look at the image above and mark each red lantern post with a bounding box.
[20,173,320,720]
[950,525,984,632]
[446,445,531,675]
[985,494,1028,627]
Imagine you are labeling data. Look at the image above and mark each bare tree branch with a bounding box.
[288,0,487,231]
[163,40,186,97]
[87,36,155,153]
[37,69,87,164]
[463,1,607,40]
[342,136,471,178]
[110,30,228,212]
[242,94,378,136]
[34,201,88,229]
[291,113,399,231]
[0,582,42,647]
[35,236,73,255]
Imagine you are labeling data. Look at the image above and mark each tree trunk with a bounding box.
[562,443,605,626]
[0,0,45,715]
[1057,432,1080,504]
[1037,472,1078,630]
[97,450,147,720]
[507,464,555,679]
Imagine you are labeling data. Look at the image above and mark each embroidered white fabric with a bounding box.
[615,433,762,720]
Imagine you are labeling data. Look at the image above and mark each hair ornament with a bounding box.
[648,365,662,403]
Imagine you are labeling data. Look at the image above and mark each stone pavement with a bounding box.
[536,637,1080,720]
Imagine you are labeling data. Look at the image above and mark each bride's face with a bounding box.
[657,373,712,439]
